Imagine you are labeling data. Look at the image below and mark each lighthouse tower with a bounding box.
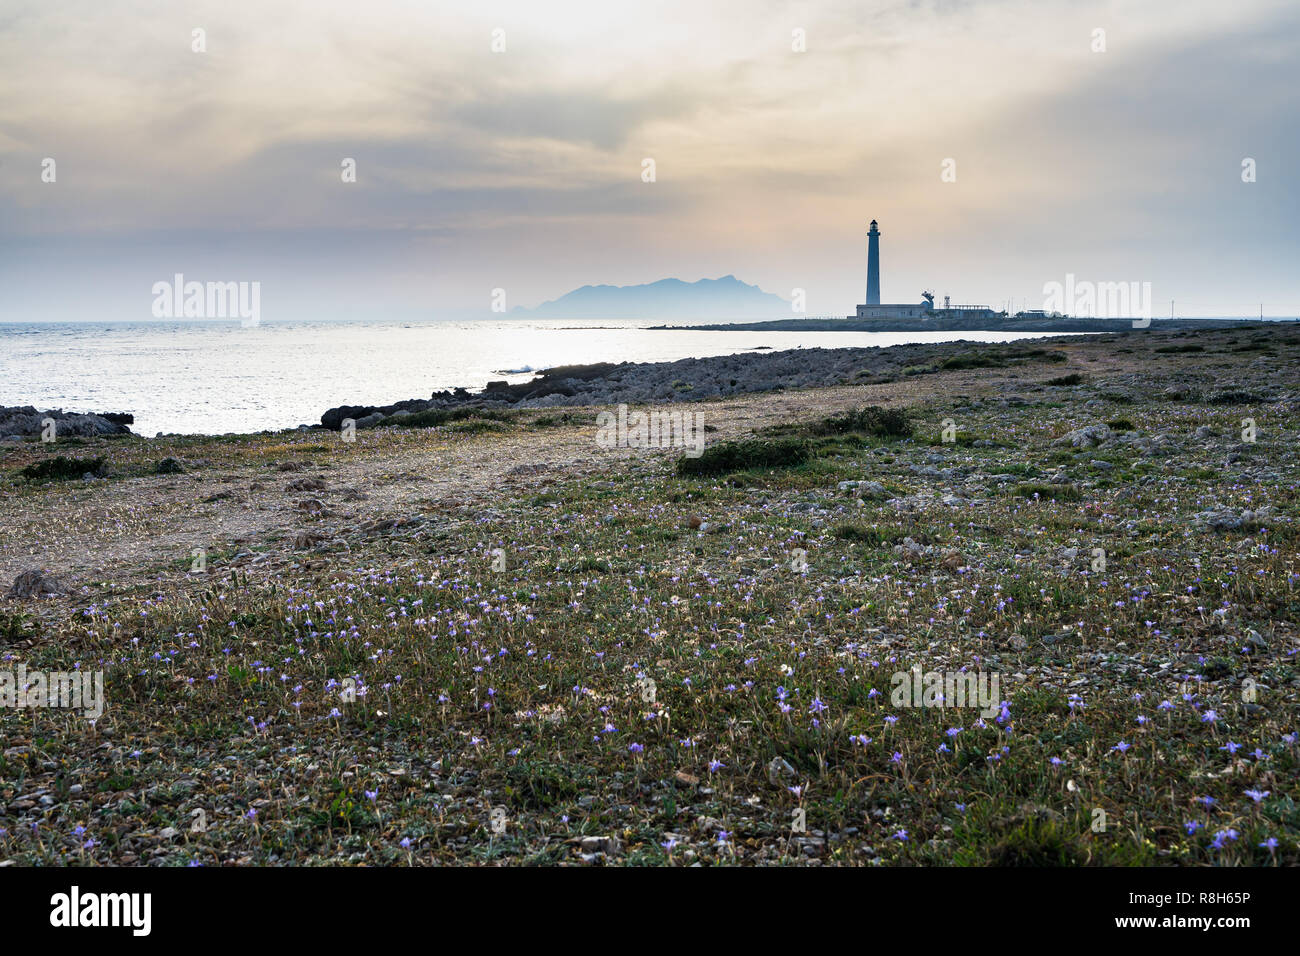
[866,220,881,305]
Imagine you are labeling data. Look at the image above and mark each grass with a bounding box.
[809,405,913,438]
[1,324,1298,866]
[833,523,904,547]
[938,348,1067,371]
[1045,373,1087,386]
[675,438,811,476]
[529,411,588,429]
[1206,390,1267,405]
[17,455,105,482]
[899,347,1067,376]
[0,610,37,642]
[380,407,515,429]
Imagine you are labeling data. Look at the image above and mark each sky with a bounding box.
[1,0,1297,322]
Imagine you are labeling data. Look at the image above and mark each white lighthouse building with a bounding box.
[854,219,1001,321]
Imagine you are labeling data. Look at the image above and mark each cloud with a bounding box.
[0,0,1296,316]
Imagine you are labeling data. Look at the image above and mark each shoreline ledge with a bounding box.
[649,317,1279,333]
[316,324,1273,431]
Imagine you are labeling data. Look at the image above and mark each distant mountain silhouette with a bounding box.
[514,275,791,319]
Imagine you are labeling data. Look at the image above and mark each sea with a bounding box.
[0,317,1177,436]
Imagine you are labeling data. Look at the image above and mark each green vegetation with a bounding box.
[17,455,105,482]
[380,407,515,429]
[1206,390,1266,405]
[937,347,1067,371]
[676,437,811,476]
[810,405,912,438]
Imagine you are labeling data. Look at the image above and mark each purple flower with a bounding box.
[1210,828,1239,850]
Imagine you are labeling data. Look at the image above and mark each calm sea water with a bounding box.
[1,319,1087,436]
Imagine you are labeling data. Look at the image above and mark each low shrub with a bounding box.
[18,456,105,483]
[811,405,913,438]
[382,407,514,428]
[676,438,810,477]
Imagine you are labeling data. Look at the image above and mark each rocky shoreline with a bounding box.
[5,324,1288,438]
[316,334,1102,430]
[660,316,1274,333]
[0,405,134,440]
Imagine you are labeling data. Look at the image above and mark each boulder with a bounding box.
[7,569,67,598]
[1052,424,1112,449]
[0,406,132,439]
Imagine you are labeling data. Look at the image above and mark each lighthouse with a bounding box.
[854,219,999,321]
[866,220,881,305]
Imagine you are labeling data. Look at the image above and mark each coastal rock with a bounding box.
[767,757,797,786]
[579,835,621,855]
[1052,424,1111,449]
[291,530,325,550]
[1115,431,1180,456]
[286,477,327,492]
[319,398,435,431]
[7,569,68,599]
[894,537,930,560]
[0,406,133,438]
[1193,505,1273,531]
[838,479,886,498]
[315,345,1020,425]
